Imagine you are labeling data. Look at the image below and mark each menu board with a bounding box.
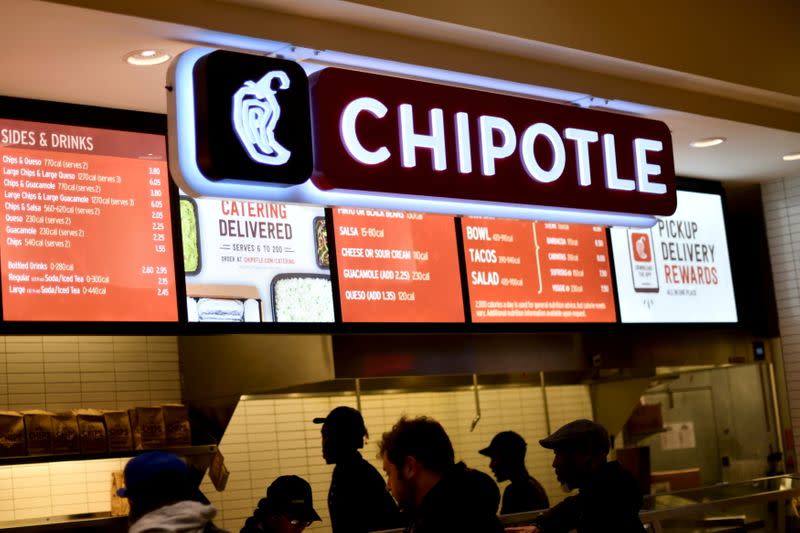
[332,207,464,322]
[0,118,178,321]
[461,218,616,322]
[610,190,737,323]
[180,195,333,322]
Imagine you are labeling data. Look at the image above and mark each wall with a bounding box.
[200,384,592,533]
[762,178,800,467]
[0,335,180,523]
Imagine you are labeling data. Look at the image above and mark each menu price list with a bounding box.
[461,218,616,323]
[332,207,464,322]
[0,120,178,321]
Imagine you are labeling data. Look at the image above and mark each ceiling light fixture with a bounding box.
[690,137,726,148]
[124,49,171,66]
[783,152,800,162]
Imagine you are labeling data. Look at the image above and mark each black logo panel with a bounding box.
[193,50,312,185]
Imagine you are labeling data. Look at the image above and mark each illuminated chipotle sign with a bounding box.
[169,48,676,225]
[310,68,675,217]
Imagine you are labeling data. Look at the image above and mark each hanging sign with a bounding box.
[168,48,676,226]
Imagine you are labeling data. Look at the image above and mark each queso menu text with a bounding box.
[332,207,464,322]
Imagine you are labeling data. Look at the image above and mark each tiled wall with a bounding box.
[0,335,180,523]
[201,384,593,533]
[762,178,800,465]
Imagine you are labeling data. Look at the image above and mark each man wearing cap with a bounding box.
[480,431,549,515]
[521,419,645,533]
[314,405,401,533]
[119,451,227,533]
[241,475,321,533]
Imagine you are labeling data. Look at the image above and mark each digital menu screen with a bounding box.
[0,118,178,321]
[332,207,464,322]
[461,218,616,322]
[610,190,737,323]
[180,196,333,322]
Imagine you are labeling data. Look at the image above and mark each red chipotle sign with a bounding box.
[310,68,676,216]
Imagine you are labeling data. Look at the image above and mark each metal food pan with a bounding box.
[270,273,332,322]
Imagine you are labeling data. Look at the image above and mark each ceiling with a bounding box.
[2,0,799,183]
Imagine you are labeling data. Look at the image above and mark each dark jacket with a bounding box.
[532,461,645,533]
[329,452,401,533]
[501,474,550,515]
[406,462,504,533]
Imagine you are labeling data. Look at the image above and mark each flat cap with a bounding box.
[539,419,610,454]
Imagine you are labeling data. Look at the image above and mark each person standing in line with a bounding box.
[509,419,645,533]
[118,451,228,533]
[379,415,504,533]
[240,475,321,533]
[479,431,550,514]
[314,405,401,533]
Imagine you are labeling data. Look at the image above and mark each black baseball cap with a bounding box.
[313,406,367,438]
[266,475,321,523]
[479,431,527,459]
[539,419,610,454]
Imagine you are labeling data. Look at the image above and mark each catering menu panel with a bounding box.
[332,207,464,322]
[461,218,616,322]
[0,118,178,321]
[610,190,737,323]
[180,196,333,322]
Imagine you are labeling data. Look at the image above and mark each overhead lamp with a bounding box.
[689,137,726,148]
[124,49,171,66]
[783,152,800,161]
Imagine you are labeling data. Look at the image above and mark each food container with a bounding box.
[185,284,263,322]
[74,409,108,454]
[179,196,201,275]
[129,407,166,450]
[270,273,334,322]
[103,410,133,451]
[162,404,192,447]
[313,216,330,269]
[52,413,80,454]
[0,411,26,457]
[23,410,54,455]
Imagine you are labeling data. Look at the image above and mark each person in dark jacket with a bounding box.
[313,405,401,533]
[522,419,645,533]
[240,475,321,533]
[379,415,504,533]
[480,431,550,514]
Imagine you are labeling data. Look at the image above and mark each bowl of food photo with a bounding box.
[270,273,334,322]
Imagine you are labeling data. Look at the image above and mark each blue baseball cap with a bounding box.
[118,451,190,499]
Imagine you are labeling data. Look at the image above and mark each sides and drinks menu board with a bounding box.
[0,118,178,321]
[461,217,616,322]
[332,207,464,322]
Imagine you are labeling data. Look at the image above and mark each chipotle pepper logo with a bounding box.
[232,71,292,166]
[191,50,312,184]
[630,232,652,262]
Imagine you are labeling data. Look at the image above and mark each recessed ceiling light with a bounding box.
[783,152,800,161]
[690,137,726,148]
[124,49,171,66]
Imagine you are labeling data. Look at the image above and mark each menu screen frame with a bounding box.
[0,100,745,334]
[0,95,187,334]
[607,179,741,327]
